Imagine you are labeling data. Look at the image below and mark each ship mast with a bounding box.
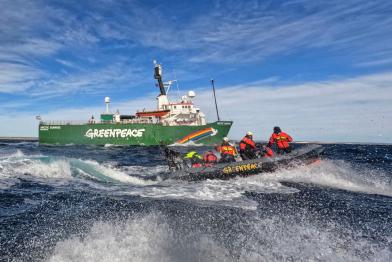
[154,60,166,95]
[149,60,206,126]
[153,60,169,110]
[211,79,221,121]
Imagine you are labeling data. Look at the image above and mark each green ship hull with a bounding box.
[39,121,232,146]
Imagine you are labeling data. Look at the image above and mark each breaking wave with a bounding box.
[0,152,160,189]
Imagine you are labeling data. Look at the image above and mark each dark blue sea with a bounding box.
[0,141,391,262]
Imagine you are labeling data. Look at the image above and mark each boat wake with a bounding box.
[260,159,392,197]
[1,148,391,203]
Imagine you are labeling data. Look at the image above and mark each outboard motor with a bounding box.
[164,147,185,171]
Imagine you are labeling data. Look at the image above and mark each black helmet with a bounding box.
[273,126,281,134]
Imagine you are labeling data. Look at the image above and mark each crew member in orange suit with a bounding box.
[239,131,257,160]
[268,126,293,154]
[203,151,218,166]
[217,137,237,163]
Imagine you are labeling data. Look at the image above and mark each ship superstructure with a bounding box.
[103,61,206,126]
[38,61,232,146]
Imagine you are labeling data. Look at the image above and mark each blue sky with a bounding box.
[0,0,392,142]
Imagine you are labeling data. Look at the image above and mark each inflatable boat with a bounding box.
[163,144,323,181]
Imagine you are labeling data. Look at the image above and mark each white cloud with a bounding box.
[0,0,104,94]
[1,72,391,143]
[1,0,392,98]
[194,72,392,143]
[29,62,147,99]
[356,57,392,67]
[0,63,44,93]
[110,0,392,64]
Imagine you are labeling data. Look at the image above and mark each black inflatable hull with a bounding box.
[169,144,323,181]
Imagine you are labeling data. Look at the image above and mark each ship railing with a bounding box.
[40,119,158,125]
[40,120,90,125]
[121,119,156,124]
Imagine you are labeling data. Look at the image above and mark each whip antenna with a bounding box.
[211,79,221,121]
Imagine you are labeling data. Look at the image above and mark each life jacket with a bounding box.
[239,136,256,151]
[203,151,218,164]
[268,132,292,149]
[219,144,236,156]
[184,151,203,167]
[184,151,202,159]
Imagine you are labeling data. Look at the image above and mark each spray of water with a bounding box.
[46,211,391,262]
[259,160,392,197]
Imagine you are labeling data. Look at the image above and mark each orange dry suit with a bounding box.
[217,142,236,162]
[268,132,293,154]
[239,136,256,160]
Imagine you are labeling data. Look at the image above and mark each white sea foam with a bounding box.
[169,141,204,147]
[236,215,392,261]
[116,176,296,210]
[103,144,127,148]
[47,212,391,262]
[0,154,72,188]
[47,213,231,262]
[0,149,25,159]
[260,160,392,197]
[112,158,392,209]
[0,155,72,188]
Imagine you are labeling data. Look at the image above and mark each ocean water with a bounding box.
[0,141,391,262]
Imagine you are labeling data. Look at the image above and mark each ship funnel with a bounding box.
[105,96,110,113]
[153,61,166,96]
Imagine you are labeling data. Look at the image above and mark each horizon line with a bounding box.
[0,137,391,145]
